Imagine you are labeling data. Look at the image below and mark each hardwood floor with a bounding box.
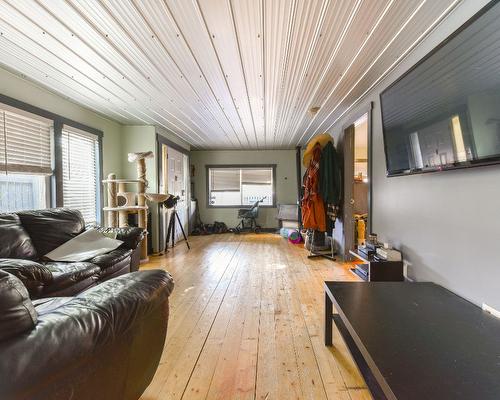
[140,233,371,400]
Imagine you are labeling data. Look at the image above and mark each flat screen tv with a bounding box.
[380,1,500,176]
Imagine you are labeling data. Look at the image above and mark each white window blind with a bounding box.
[241,168,272,184]
[210,168,240,191]
[0,105,53,175]
[62,126,98,224]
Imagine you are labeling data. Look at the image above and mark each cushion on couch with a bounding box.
[94,226,145,250]
[0,270,38,341]
[17,208,85,256]
[0,214,37,260]
[41,262,100,297]
[0,259,52,297]
[90,249,132,279]
[32,297,73,316]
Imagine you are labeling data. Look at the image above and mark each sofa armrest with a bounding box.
[0,258,52,297]
[0,270,38,342]
[91,226,146,250]
[0,270,174,400]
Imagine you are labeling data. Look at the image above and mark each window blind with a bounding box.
[241,168,272,184]
[210,168,240,191]
[62,126,98,224]
[0,106,53,175]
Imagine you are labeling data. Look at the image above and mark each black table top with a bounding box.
[325,282,500,400]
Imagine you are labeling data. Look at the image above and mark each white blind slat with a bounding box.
[0,106,53,175]
[210,168,240,191]
[241,169,272,184]
[62,126,98,224]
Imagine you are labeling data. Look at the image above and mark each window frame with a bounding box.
[0,94,103,223]
[206,164,277,208]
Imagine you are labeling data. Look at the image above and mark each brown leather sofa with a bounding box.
[0,268,174,400]
[0,208,145,299]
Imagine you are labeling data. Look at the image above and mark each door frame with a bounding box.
[339,102,373,259]
[156,133,190,249]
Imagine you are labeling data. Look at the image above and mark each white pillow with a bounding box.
[45,229,123,262]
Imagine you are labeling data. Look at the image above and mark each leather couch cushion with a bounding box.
[94,226,145,250]
[0,214,37,259]
[32,297,73,316]
[0,259,52,297]
[0,270,37,341]
[17,208,85,256]
[90,249,132,278]
[42,262,100,295]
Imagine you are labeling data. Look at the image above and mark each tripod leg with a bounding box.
[175,211,191,249]
[171,211,176,248]
[165,211,174,252]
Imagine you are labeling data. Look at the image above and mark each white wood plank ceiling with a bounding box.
[0,0,461,149]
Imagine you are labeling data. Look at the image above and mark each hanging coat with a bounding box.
[319,141,342,206]
[301,143,327,232]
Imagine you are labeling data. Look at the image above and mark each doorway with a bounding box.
[157,135,190,249]
[338,105,372,259]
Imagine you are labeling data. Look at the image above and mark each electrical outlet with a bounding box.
[482,303,500,319]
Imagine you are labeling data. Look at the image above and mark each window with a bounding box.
[0,174,48,213]
[207,165,275,207]
[62,126,99,224]
[0,97,103,219]
[0,105,52,213]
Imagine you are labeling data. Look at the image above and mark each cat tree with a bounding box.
[102,151,153,262]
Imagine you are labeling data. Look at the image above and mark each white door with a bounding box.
[162,146,189,244]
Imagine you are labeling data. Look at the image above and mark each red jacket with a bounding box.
[301,143,326,231]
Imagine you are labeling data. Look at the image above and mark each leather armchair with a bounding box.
[0,269,174,400]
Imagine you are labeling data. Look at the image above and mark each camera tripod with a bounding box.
[164,204,190,253]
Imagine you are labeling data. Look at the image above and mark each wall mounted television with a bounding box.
[380,1,500,177]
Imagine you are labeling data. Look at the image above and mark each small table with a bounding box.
[349,249,403,281]
[324,281,500,400]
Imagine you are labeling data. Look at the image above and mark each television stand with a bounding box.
[349,249,403,282]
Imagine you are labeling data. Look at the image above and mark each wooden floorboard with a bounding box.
[140,233,371,400]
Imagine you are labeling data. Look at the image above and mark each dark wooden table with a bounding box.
[324,281,500,400]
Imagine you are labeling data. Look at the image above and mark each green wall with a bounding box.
[190,149,298,229]
[120,125,158,251]
[0,67,122,177]
[120,125,190,252]
[120,125,157,191]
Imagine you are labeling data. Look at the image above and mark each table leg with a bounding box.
[325,292,333,346]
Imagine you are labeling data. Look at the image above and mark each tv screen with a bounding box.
[380,1,500,176]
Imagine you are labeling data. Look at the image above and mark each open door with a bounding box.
[165,146,189,242]
[158,136,190,250]
[341,124,356,259]
[337,109,371,259]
